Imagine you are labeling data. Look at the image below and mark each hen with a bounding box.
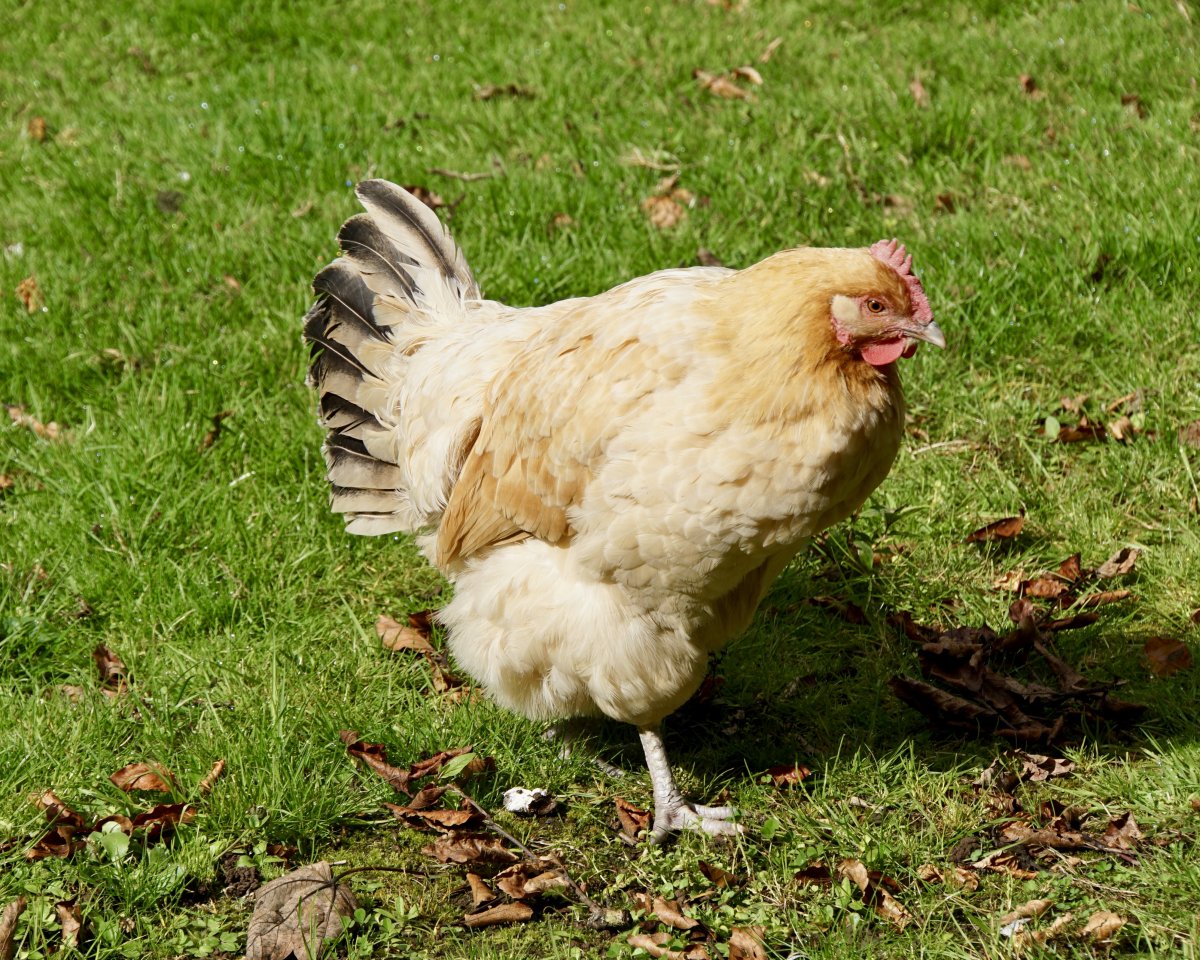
[304,180,943,841]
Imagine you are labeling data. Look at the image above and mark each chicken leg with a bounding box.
[639,725,741,843]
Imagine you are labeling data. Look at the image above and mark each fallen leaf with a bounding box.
[731,65,763,85]
[15,276,44,312]
[1143,636,1192,676]
[1102,811,1142,850]
[758,37,783,63]
[1179,420,1200,449]
[6,405,59,441]
[694,69,752,100]
[792,862,834,886]
[464,901,534,927]
[1022,576,1070,600]
[628,932,676,958]
[765,763,811,788]
[110,762,174,793]
[384,801,481,833]
[909,77,930,107]
[1095,547,1139,579]
[1121,93,1147,118]
[548,212,575,232]
[54,900,82,950]
[495,861,568,899]
[1019,753,1075,782]
[0,897,27,960]
[130,802,195,842]
[466,872,495,908]
[964,514,1025,543]
[94,645,131,696]
[642,193,687,229]
[1082,910,1125,942]
[377,613,434,653]
[198,759,226,794]
[339,731,414,793]
[1076,589,1133,608]
[1004,154,1033,171]
[155,190,184,214]
[698,860,739,888]
[643,894,700,931]
[474,83,535,100]
[246,862,356,960]
[836,858,910,930]
[27,116,48,142]
[199,409,233,451]
[934,192,957,214]
[401,185,445,210]
[999,898,1054,926]
[696,248,725,267]
[1018,74,1045,99]
[728,926,767,960]
[970,850,1039,879]
[422,832,519,865]
[615,797,650,839]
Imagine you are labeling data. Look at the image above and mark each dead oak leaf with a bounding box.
[54,900,83,950]
[1,897,27,960]
[1095,547,1139,579]
[964,514,1025,543]
[110,762,174,793]
[614,796,650,840]
[376,613,434,653]
[1102,811,1142,850]
[246,861,356,960]
[836,858,910,930]
[15,276,44,313]
[1143,636,1192,676]
[634,892,701,931]
[1082,910,1126,942]
[765,763,812,788]
[6,404,60,441]
[642,193,687,230]
[728,927,767,960]
[698,860,740,888]
[464,901,533,927]
[198,759,226,794]
[422,831,519,865]
[693,68,753,100]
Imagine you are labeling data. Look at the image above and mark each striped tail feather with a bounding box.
[304,180,479,536]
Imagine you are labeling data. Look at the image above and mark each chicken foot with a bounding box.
[639,725,741,843]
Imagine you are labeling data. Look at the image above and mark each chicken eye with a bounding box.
[866,298,885,314]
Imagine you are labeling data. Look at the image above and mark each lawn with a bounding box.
[2,0,1199,957]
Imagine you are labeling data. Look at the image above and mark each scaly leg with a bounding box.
[638,725,740,843]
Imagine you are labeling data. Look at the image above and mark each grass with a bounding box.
[2,0,1199,956]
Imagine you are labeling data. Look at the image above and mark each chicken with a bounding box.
[304,180,944,842]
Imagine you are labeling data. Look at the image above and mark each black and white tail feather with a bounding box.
[304,180,479,536]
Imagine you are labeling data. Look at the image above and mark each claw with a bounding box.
[639,724,741,844]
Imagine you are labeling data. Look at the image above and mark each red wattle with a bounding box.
[860,338,908,367]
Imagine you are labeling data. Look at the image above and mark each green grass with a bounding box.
[2,0,1199,956]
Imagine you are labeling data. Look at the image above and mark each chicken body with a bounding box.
[305,180,942,840]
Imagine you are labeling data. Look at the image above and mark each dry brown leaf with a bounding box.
[15,276,44,312]
[6,404,60,441]
[110,762,174,793]
[0,897,27,960]
[765,763,812,788]
[1143,636,1192,676]
[198,759,226,794]
[422,832,519,865]
[495,861,568,899]
[642,194,687,229]
[1022,576,1070,600]
[474,83,536,101]
[246,861,356,960]
[385,801,481,833]
[130,802,195,842]
[648,895,700,931]
[1082,910,1125,941]
[1004,154,1033,171]
[548,212,575,232]
[27,116,48,142]
[199,409,233,451]
[464,900,533,927]
[1018,74,1045,99]
[793,862,833,886]
[54,900,82,950]
[466,872,495,908]
[339,731,414,792]
[1179,420,1200,448]
[1095,547,1139,579]
[758,37,783,63]
[836,859,910,930]
[993,569,1024,592]
[628,932,675,958]
[1076,589,1133,608]
[1121,93,1147,118]
[728,926,767,960]
[694,69,751,100]
[965,514,1025,543]
[698,860,739,888]
[999,898,1054,926]
[615,796,651,839]
[909,77,930,107]
[1102,811,1142,850]
[731,65,763,85]
[918,862,980,890]
[402,185,445,210]
[376,613,434,653]
[1019,753,1075,782]
[971,850,1039,879]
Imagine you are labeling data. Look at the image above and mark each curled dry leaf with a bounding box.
[758,37,783,63]
[110,762,174,793]
[642,194,687,230]
[1,897,27,960]
[693,69,752,100]
[765,763,812,788]
[54,900,83,950]
[1143,636,1192,676]
[1096,547,1139,579]
[915,863,979,890]
[466,872,495,909]
[731,65,763,85]
[1082,910,1125,942]
[131,802,195,842]
[634,893,700,931]
[909,77,930,107]
[339,731,413,793]
[728,927,767,960]
[698,860,739,888]
[964,514,1025,544]
[836,858,910,930]
[1179,420,1200,449]
[376,613,434,653]
[198,759,226,794]
[422,832,519,865]
[1075,589,1133,608]
[385,801,480,833]
[1102,811,1142,850]
[15,276,44,312]
[246,861,356,960]
[615,796,651,839]
[495,861,568,899]
[998,898,1054,926]
[6,404,60,441]
[464,901,533,927]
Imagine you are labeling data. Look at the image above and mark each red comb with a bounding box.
[870,238,933,325]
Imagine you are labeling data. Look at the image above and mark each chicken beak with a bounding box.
[907,320,946,349]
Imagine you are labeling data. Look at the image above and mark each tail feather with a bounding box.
[305,180,479,535]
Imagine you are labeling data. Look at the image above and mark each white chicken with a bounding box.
[304,180,943,841]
